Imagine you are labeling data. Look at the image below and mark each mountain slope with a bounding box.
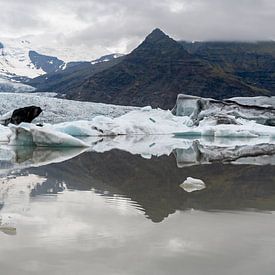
[180,41,275,92]
[28,54,124,93]
[64,29,270,109]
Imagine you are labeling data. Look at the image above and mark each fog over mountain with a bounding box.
[1,0,275,60]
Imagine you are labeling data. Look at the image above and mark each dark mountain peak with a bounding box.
[143,28,175,45]
[131,28,187,58]
[146,28,168,40]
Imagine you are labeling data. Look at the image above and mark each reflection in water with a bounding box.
[0,145,88,176]
[0,142,275,274]
[24,149,275,223]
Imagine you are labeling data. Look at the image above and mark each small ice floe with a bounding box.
[180,177,206,193]
[0,215,16,236]
[0,225,16,236]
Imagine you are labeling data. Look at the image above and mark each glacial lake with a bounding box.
[0,142,275,275]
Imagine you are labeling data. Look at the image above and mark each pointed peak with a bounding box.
[151,28,166,36]
[145,28,169,42]
[129,28,188,57]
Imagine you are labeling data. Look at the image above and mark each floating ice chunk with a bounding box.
[172,94,202,118]
[9,123,88,147]
[180,177,206,193]
[0,214,16,236]
[0,125,12,142]
[174,94,275,126]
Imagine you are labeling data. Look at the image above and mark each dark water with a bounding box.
[0,148,275,274]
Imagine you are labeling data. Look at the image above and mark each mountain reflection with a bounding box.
[26,149,275,223]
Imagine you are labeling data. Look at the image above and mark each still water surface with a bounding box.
[0,147,275,274]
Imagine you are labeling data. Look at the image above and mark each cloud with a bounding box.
[0,0,275,59]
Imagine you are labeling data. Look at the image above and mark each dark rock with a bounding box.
[8,106,42,126]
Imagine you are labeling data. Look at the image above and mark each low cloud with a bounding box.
[1,0,275,59]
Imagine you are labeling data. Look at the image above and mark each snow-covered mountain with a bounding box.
[0,39,45,79]
[0,38,67,92]
[0,37,123,93]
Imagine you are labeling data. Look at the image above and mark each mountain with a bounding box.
[180,41,275,93]
[57,28,269,109]
[0,38,67,92]
[28,29,275,109]
[0,38,116,93]
[28,54,124,93]
[28,50,65,74]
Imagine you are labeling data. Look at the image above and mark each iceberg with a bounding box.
[9,123,88,147]
[180,177,206,193]
[173,94,275,126]
[0,214,16,236]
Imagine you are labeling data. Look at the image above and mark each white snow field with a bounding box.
[0,39,45,79]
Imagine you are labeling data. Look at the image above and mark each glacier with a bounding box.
[0,93,138,124]
[0,93,274,167]
[0,95,275,145]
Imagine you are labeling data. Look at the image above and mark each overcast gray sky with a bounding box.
[1,0,275,60]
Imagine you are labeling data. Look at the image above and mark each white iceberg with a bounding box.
[180,177,206,193]
[9,123,88,147]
